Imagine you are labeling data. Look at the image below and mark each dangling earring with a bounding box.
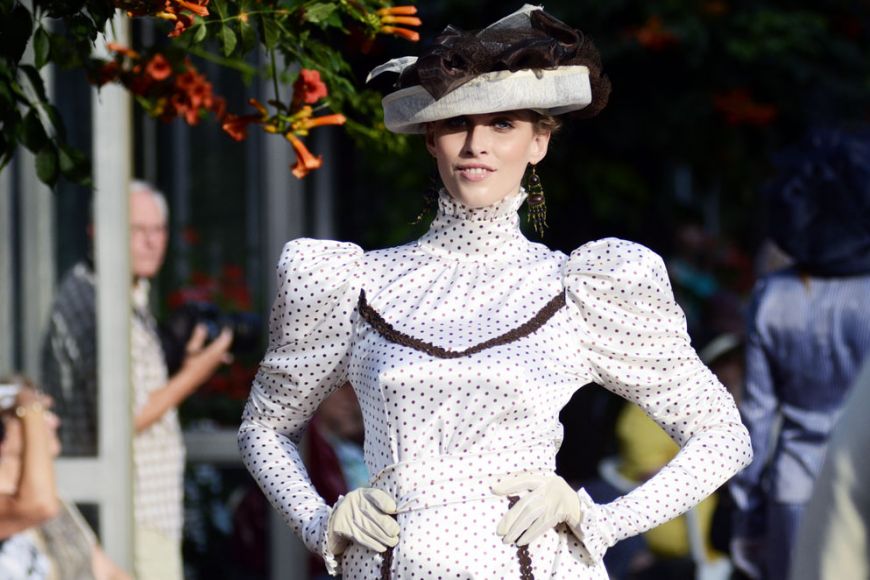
[526,164,547,238]
[411,168,441,225]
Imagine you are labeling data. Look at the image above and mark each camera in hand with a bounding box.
[160,302,261,374]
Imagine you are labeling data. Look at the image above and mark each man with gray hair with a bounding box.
[41,180,232,580]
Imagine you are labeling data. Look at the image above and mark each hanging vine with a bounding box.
[0,0,421,185]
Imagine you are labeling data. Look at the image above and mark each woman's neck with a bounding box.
[416,189,530,260]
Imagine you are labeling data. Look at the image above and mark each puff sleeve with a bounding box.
[562,238,752,562]
[238,238,363,575]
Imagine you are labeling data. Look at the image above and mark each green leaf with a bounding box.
[85,0,115,32]
[20,109,47,151]
[36,144,58,185]
[212,0,227,19]
[239,19,256,53]
[260,16,279,49]
[302,2,337,25]
[33,27,51,70]
[193,20,208,43]
[58,144,91,183]
[19,65,47,101]
[41,103,66,141]
[0,3,33,64]
[221,25,237,56]
[67,14,98,42]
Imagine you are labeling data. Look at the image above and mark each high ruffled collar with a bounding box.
[416,189,529,260]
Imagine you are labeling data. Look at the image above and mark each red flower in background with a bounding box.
[292,69,328,107]
[181,226,201,245]
[702,1,729,17]
[92,45,226,127]
[713,89,778,126]
[221,264,252,310]
[628,16,679,51]
[145,54,172,80]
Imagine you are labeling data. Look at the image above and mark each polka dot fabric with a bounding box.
[238,191,752,578]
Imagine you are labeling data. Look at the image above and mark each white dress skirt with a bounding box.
[238,191,752,578]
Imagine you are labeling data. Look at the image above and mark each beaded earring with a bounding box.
[526,164,547,238]
[411,168,442,225]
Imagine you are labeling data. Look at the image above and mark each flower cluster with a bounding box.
[713,88,778,126]
[376,5,422,42]
[91,44,225,125]
[221,69,346,178]
[114,0,209,37]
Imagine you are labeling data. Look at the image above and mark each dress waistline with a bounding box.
[369,446,556,513]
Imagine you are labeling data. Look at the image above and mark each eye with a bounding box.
[492,117,515,130]
[444,116,469,129]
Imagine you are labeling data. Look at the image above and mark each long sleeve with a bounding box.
[729,278,778,540]
[562,238,752,561]
[238,238,363,574]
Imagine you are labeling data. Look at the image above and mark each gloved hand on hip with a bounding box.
[327,488,399,554]
[493,474,583,546]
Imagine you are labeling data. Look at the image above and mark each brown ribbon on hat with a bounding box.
[402,10,586,100]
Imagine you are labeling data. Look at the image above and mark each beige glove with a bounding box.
[493,474,582,546]
[327,488,399,554]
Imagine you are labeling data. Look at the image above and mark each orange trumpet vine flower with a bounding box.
[175,0,208,16]
[106,42,141,59]
[376,5,421,41]
[221,98,269,141]
[145,54,172,81]
[287,134,323,179]
[290,107,347,135]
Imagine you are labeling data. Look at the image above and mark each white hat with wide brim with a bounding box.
[380,66,591,134]
[368,4,594,134]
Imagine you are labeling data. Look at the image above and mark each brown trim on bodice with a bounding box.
[357,289,566,359]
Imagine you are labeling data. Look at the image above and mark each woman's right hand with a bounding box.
[327,488,399,554]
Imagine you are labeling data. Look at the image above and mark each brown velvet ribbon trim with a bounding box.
[402,10,588,100]
[357,289,565,359]
[508,495,536,580]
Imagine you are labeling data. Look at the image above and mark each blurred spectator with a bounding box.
[306,383,369,579]
[730,127,870,579]
[40,181,233,580]
[790,357,870,580]
[667,221,719,339]
[0,376,129,579]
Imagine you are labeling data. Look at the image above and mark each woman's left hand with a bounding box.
[493,474,582,546]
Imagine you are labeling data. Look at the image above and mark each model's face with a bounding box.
[426,111,550,209]
[130,189,168,279]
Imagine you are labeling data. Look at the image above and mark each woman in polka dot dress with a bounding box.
[238,6,752,579]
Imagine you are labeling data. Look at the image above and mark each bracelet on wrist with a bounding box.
[15,402,45,418]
